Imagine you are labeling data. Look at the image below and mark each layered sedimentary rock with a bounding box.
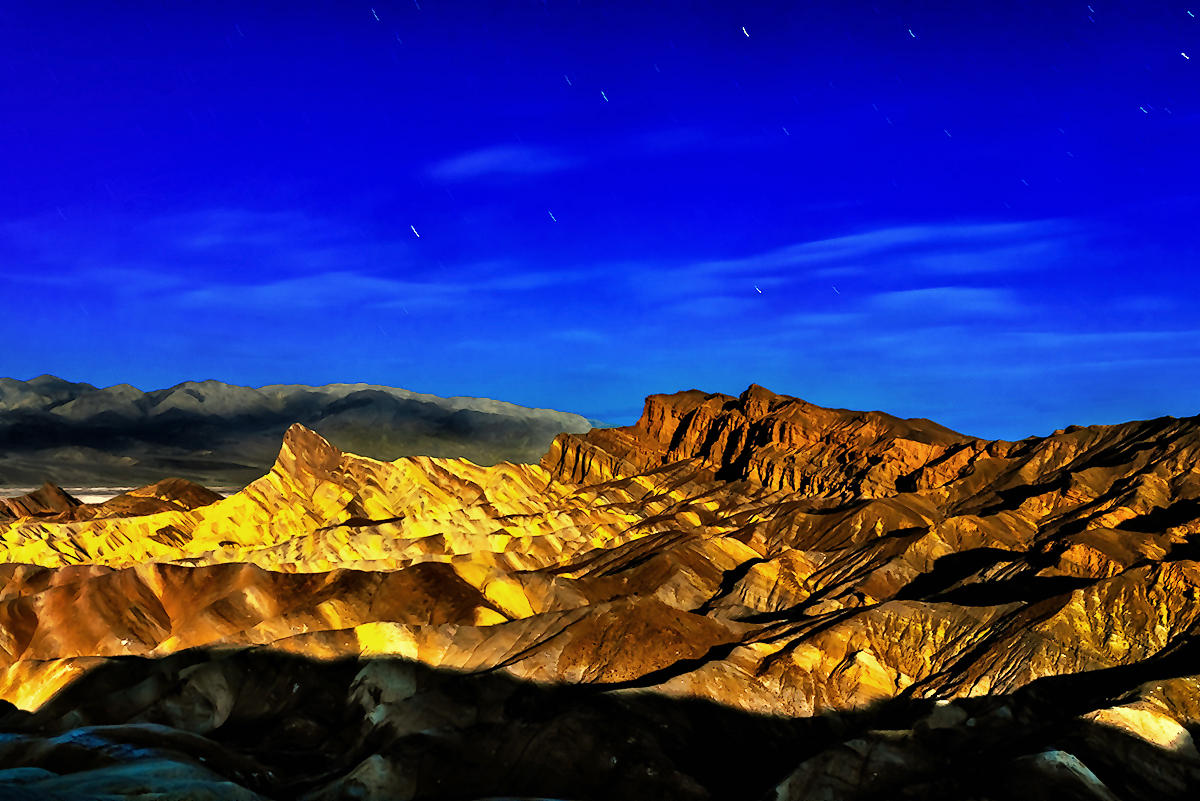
[0,483,82,519]
[0,478,222,523]
[1,384,1199,799]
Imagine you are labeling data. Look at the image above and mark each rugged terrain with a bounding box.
[1,383,1199,799]
[0,375,599,487]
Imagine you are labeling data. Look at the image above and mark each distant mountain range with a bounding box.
[0,375,602,487]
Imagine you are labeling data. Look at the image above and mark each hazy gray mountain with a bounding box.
[0,375,602,487]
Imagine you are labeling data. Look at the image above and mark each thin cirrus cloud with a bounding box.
[0,207,392,287]
[1007,330,1200,348]
[682,219,1077,280]
[866,286,1024,316]
[175,271,467,311]
[0,206,597,313]
[548,328,612,345]
[622,219,1074,318]
[426,144,575,181]
[172,262,603,312]
[426,129,716,182]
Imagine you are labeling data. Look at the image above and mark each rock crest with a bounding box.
[1,385,1200,798]
[0,483,81,519]
[543,384,973,496]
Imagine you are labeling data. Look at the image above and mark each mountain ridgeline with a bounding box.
[1,383,1199,799]
[0,375,601,487]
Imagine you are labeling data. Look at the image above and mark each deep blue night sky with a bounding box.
[2,1,1198,438]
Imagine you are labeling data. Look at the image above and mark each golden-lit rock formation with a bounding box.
[0,483,82,519]
[2,384,1200,799]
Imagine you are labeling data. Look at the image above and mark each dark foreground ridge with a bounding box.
[1,647,1197,800]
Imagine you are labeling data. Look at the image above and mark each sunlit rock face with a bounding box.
[2,384,1200,799]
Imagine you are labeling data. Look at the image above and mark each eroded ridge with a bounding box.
[2,384,1200,798]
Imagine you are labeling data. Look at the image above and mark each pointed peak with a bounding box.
[277,424,343,478]
[738,383,778,418]
[739,383,776,398]
[38,481,81,506]
[0,483,81,519]
[282,423,340,457]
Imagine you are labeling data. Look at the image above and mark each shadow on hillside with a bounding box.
[0,643,1199,801]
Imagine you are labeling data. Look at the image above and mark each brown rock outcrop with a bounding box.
[0,483,81,519]
[1,384,1200,799]
[0,478,221,525]
[542,384,974,497]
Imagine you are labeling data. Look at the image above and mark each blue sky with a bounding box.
[2,1,1198,438]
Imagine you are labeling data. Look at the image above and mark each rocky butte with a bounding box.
[0,384,1198,799]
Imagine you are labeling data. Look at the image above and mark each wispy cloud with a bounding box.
[609,220,1076,325]
[681,219,1077,280]
[656,295,760,318]
[867,286,1023,316]
[0,207,608,316]
[177,271,466,311]
[1,207,385,288]
[906,239,1064,274]
[427,144,574,181]
[775,311,868,328]
[548,328,611,345]
[424,126,772,183]
[175,261,609,312]
[1006,330,1200,348]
